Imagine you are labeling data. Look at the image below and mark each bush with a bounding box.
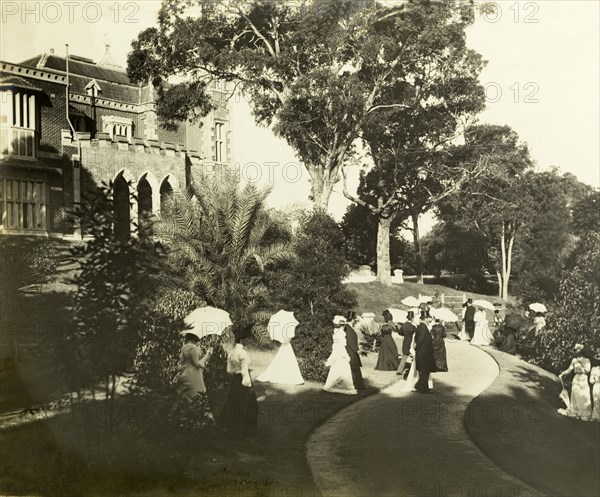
[529,233,600,373]
[270,210,357,380]
[133,288,229,416]
[293,316,333,382]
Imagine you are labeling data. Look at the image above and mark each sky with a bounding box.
[1,0,599,228]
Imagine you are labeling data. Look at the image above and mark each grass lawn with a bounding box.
[465,347,600,497]
[0,345,402,496]
[347,280,507,325]
[0,279,554,497]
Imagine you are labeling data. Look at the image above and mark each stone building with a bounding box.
[0,46,233,238]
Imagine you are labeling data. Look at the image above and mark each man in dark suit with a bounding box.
[345,311,365,391]
[396,311,416,376]
[414,311,436,394]
[463,298,476,340]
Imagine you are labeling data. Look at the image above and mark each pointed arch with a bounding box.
[113,168,136,239]
[159,174,180,217]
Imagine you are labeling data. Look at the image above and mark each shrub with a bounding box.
[293,316,332,382]
[270,211,357,380]
[529,233,600,373]
[133,288,229,416]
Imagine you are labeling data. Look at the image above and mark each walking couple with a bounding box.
[323,312,365,395]
[401,311,440,394]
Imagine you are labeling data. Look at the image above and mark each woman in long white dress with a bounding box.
[257,339,304,385]
[323,316,357,395]
[471,307,492,346]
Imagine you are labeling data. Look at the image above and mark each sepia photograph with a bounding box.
[0,1,598,496]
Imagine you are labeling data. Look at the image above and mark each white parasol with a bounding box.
[268,310,299,343]
[418,295,434,304]
[401,296,421,308]
[430,307,460,322]
[387,308,408,324]
[529,302,547,313]
[183,306,232,339]
[472,299,496,311]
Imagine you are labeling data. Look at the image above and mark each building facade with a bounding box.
[0,47,233,238]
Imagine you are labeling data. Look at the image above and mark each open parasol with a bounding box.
[472,299,496,311]
[430,307,460,322]
[268,310,299,343]
[387,308,408,324]
[401,296,421,308]
[183,306,232,339]
[529,302,547,313]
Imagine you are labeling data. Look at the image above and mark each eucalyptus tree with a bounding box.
[128,0,482,211]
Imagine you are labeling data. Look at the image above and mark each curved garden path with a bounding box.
[306,341,544,497]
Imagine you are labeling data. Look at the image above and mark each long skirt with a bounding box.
[592,383,600,423]
[375,335,400,371]
[324,358,357,395]
[569,373,592,421]
[432,340,448,372]
[170,392,214,431]
[219,374,258,437]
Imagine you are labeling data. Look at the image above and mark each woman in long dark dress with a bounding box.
[219,331,258,438]
[375,310,400,371]
[173,332,214,430]
[414,312,437,393]
[431,319,448,372]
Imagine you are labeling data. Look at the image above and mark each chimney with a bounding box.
[49,48,54,54]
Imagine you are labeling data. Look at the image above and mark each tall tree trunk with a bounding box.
[307,164,335,211]
[503,233,515,300]
[411,212,424,284]
[496,270,502,298]
[498,224,514,300]
[376,216,392,286]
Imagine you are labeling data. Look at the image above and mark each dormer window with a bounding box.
[102,115,133,142]
[0,86,38,159]
[85,79,102,98]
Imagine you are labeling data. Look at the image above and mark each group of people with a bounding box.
[459,298,495,346]
[174,302,598,439]
[558,344,600,422]
[322,308,449,395]
[176,329,258,439]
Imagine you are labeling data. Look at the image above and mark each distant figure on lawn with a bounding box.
[220,330,258,438]
[375,310,400,371]
[431,319,448,372]
[323,316,357,395]
[396,310,417,376]
[558,344,592,421]
[345,311,366,391]
[414,311,436,394]
[174,332,214,429]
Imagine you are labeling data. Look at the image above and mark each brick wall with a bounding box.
[80,141,187,190]
[36,79,69,153]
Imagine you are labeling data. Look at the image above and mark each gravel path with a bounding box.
[306,341,544,497]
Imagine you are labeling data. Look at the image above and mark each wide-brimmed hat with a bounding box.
[180,329,202,341]
[332,315,347,326]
